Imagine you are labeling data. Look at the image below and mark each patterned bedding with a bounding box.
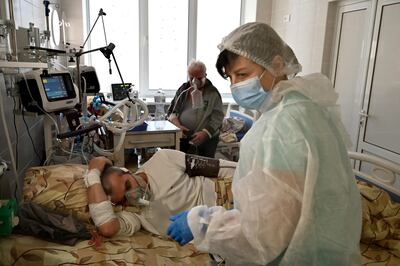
[358,181,400,265]
[0,231,208,265]
[0,164,399,265]
[0,164,209,265]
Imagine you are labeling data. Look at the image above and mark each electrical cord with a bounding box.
[21,106,42,162]
[12,96,18,170]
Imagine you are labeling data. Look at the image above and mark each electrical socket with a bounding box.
[283,14,291,23]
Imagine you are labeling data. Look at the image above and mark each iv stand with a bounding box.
[76,8,109,102]
[75,8,132,117]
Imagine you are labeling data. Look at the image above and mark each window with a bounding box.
[86,0,248,97]
[148,0,188,92]
[87,0,139,93]
[197,0,241,94]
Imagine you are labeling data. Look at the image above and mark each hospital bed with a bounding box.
[216,109,255,161]
[0,152,399,265]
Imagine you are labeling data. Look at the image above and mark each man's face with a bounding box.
[188,67,206,88]
[104,172,137,204]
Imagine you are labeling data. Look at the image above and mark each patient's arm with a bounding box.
[86,157,120,237]
[87,184,120,237]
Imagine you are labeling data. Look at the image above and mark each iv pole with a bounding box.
[75,8,132,120]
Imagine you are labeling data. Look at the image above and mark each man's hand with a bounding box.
[89,156,113,172]
[190,131,208,146]
[170,117,190,137]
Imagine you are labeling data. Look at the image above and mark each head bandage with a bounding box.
[217,22,302,77]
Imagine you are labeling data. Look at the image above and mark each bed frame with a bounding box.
[349,151,400,202]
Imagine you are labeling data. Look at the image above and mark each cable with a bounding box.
[12,97,18,170]
[0,78,19,202]
[21,106,42,162]
[11,97,19,200]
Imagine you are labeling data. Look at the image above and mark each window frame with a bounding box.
[85,0,248,98]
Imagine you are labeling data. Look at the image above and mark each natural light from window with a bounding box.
[88,0,139,93]
[197,0,241,94]
[148,0,189,92]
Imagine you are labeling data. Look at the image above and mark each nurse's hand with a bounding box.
[167,211,193,245]
[190,131,208,146]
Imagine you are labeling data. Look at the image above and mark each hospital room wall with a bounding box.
[0,0,60,199]
[267,0,331,75]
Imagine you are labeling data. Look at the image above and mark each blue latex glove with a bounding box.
[167,211,193,245]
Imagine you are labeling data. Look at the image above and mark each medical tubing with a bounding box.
[81,136,88,164]
[92,97,149,157]
[0,78,20,201]
[98,98,148,131]
[169,87,191,116]
[81,76,88,119]
[92,102,130,157]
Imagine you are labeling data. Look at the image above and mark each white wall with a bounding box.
[256,0,273,24]
[266,0,330,75]
[0,0,61,199]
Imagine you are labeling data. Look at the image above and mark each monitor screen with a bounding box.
[42,75,69,100]
[112,83,132,101]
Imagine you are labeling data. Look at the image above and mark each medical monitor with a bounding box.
[68,65,100,94]
[19,70,79,113]
[112,83,132,101]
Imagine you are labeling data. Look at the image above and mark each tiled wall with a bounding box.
[0,0,60,199]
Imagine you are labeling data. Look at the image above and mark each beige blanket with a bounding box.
[358,181,400,265]
[0,164,209,265]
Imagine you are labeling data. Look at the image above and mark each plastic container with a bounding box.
[0,199,17,236]
[154,89,166,129]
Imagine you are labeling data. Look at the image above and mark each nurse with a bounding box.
[167,22,362,265]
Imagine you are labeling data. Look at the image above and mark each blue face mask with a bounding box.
[230,72,270,110]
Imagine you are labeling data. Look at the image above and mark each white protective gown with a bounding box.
[187,73,362,265]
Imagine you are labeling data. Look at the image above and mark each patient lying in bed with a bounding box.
[86,149,236,238]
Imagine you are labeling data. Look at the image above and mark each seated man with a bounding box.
[85,149,236,237]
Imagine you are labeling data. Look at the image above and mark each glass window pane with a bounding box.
[197,0,241,94]
[148,0,188,92]
[88,0,139,93]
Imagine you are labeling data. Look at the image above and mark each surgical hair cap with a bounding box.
[217,22,302,77]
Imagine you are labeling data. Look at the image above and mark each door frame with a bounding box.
[357,0,400,164]
[330,0,376,152]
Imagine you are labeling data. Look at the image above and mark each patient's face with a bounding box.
[104,173,138,204]
[188,67,206,85]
